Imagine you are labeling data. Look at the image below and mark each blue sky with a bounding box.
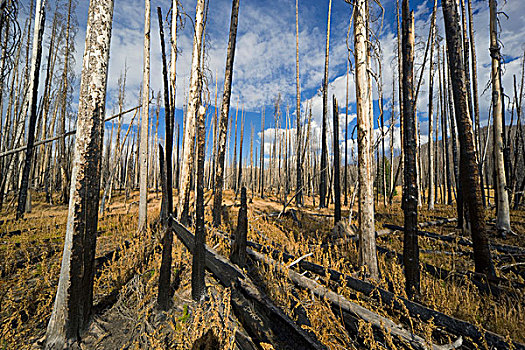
[26,0,525,162]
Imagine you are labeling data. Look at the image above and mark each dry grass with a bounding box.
[0,188,524,349]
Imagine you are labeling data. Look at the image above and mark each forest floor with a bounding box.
[0,188,524,349]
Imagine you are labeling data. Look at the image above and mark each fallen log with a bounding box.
[211,230,524,350]
[383,223,525,256]
[418,217,458,228]
[169,218,324,350]
[247,248,463,350]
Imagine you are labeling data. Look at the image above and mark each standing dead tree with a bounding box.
[45,0,114,347]
[354,0,378,279]
[16,0,46,219]
[212,0,240,227]
[138,0,151,233]
[401,0,419,299]
[319,0,332,208]
[441,0,496,280]
[178,0,205,225]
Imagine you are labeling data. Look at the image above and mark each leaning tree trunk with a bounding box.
[45,1,114,347]
[354,0,378,280]
[319,0,332,208]
[138,0,151,233]
[212,0,240,227]
[401,0,420,299]
[178,0,205,225]
[489,0,511,234]
[16,0,46,219]
[441,0,496,280]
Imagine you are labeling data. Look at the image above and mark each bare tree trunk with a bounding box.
[157,5,174,311]
[489,0,511,234]
[467,0,485,207]
[212,0,240,227]
[177,0,205,224]
[441,0,496,280]
[295,0,302,206]
[45,1,114,347]
[427,1,436,210]
[138,0,151,233]
[236,105,245,195]
[333,96,341,223]
[16,0,45,219]
[319,0,332,208]
[345,60,349,206]
[259,107,265,198]
[354,0,378,280]
[401,1,419,299]
[192,106,206,301]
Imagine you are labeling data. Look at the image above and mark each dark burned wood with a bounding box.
[383,223,525,256]
[239,236,524,350]
[230,187,248,267]
[169,219,324,349]
[247,248,462,350]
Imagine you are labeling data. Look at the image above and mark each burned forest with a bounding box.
[2,0,525,349]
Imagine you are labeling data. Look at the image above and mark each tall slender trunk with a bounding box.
[333,96,341,223]
[212,0,240,227]
[344,60,349,206]
[157,6,174,311]
[467,0,485,207]
[295,0,302,206]
[319,0,332,208]
[192,106,206,301]
[178,0,205,224]
[45,1,114,347]
[427,0,437,210]
[489,0,511,233]
[354,0,378,279]
[442,0,496,279]
[16,0,46,219]
[401,1,419,299]
[138,0,151,233]
[259,107,265,198]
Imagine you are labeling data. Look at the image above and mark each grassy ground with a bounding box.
[0,188,523,349]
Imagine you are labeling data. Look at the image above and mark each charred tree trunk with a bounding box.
[295,0,302,206]
[45,1,114,347]
[401,1,419,299]
[319,0,332,209]
[333,96,341,223]
[16,0,45,219]
[192,106,207,301]
[441,0,496,280]
[354,0,378,279]
[213,0,240,227]
[157,6,174,311]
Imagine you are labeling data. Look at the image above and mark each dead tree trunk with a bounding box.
[295,0,302,206]
[427,6,436,210]
[157,6,174,311]
[489,0,511,234]
[45,1,114,347]
[333,96,341,223]
[192,106,206,301]
[16,0,45,219]
[230,186,248,267]
[441,0,496,280]
[319,0,332,208]
[354,0,378,279]
[178,0,205,225]
[401,1,419,299]
[138,0,151,233]
[212,0,240,227]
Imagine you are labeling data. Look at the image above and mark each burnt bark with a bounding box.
[441,0,496,280]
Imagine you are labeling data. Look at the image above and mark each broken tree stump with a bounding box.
[230,187,248,267]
